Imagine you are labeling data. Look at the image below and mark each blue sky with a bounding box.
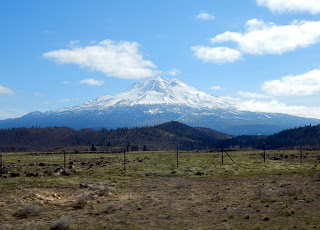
[1,0,320,119]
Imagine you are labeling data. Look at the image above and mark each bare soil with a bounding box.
[0,151,319,229]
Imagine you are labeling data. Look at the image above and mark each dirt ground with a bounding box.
[1,175,320,230]
[0,150,320,229]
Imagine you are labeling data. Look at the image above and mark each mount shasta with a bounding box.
[1,77,319,135]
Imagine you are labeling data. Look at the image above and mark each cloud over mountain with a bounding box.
[43,39,159,79]
[262,69,320,96]
[191,46,242,64]
[80,78,104,86]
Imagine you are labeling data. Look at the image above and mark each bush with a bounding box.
[263,216,270,221]
[13,203,41,218]
[103,202,118,214]
[51,216,71,230]
[73,193,88,209]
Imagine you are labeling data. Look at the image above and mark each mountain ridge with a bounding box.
[0,121,231,152]
[0,76,319,135]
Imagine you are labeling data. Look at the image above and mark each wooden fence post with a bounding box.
[263,142,266,163]
[64,151,66,170]
[221,148,224,165]
[176,147,179,169]
[124,149,126,171]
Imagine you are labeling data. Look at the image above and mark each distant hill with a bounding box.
[224,124,320,149]
[1,122,319,152]
[0,121,231,152]
[264,124,320,149]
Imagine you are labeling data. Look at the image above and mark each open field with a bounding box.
[1,150,320,229]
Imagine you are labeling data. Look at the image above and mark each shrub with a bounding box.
[51,216,71,230]
[103,203,118,214]
[73,193,88,209]
[13,203,41,218]
[263,216,270,221]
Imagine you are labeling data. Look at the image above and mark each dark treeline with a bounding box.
[0,121,230,152]
[0,122,320,152]
[224,124,320,150]
[264,124,320,149]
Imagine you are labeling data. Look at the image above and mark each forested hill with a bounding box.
[0,121,231,152]
[224,124,320,149]
[264,124,320,149]
[1,122,319,152]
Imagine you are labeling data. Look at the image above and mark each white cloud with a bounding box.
[80,78,104,86]
[43,39,159,79]
[59,98,71,102]
[167,69,181,76]
[69,40,80,48]
[195,12,215,21]
[211,19,320,55]
[262,69,320,96]
[0,109,26,119]
[0,85,14,95]
[257,0,320,15]
[210,86,222,90]
[238,99,320,119]
[191,46,242,64]
[237,91,270,99]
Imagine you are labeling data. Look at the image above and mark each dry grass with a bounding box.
[0,150,319,229]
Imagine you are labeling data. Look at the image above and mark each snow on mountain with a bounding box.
[0,76,319,135]
[59,76,238,112]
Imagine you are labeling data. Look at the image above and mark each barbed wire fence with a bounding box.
[0,147,319,178]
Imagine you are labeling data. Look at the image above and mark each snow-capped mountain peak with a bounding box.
[1,76,319,135]
[64,76,237,112]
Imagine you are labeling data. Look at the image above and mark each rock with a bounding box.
[80,183,90,188]
[61,170,71,176]
[26,173,36,177]
[10,172,20,177]
[39,163,46,166]
[54,168,63,173]
[44,170,54,176]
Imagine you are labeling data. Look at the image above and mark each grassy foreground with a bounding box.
[0,150,320,229]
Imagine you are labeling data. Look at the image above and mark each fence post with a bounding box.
[300,146,302,163]
[176,147,179,169]
[123,149,126,171]
[263,142,266,163]
[221,148,224,165]
[64,151,66,170]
